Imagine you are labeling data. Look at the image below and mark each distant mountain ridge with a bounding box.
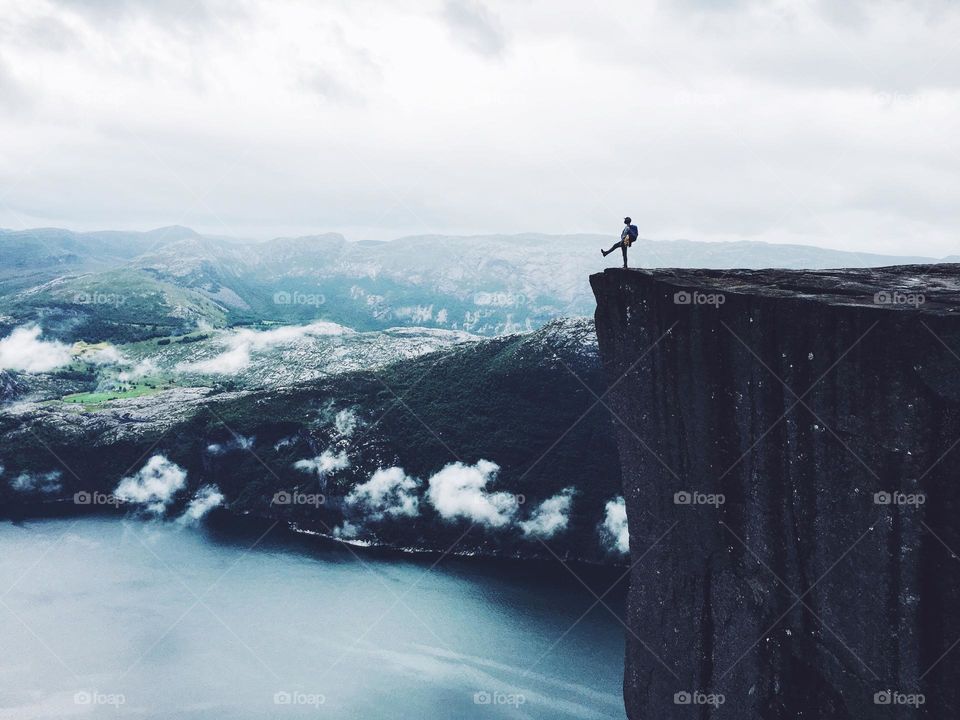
[0,227,944,343]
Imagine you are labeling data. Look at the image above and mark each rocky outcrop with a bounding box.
[591,266,960,719]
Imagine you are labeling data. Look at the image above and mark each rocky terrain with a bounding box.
[592,266,960,718]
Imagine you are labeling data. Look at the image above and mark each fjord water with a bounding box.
[0,518,626,719]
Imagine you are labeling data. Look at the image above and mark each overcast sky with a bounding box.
[1,0,958,254]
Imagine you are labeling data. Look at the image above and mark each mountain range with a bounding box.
[1,226,948,343]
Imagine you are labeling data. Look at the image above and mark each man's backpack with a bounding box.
[626,224,639,246]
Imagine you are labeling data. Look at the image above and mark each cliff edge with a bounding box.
[591,266,960,719]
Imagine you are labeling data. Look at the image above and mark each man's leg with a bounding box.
[621,242,628,268]
[602,241,622,257]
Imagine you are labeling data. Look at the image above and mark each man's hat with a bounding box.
[623,216,631,224]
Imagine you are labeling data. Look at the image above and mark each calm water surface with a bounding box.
[0,517,627,719]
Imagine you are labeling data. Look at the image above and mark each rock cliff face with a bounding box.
[591,266,960,719]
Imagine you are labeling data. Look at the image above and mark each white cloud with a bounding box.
[177,484,224,525]
[333,519,360,539]
[114,455,187,515]
[519,487,574,539]
[345,466,421,521]
[426,459,519,527]
[118,357,157,381]
[294,449,350,484]
[180,343,251,375]
[600,496,629,555]
[0,326,71,372]
[443,0,506,57]
[206,434,254,455]
[178,322,350,375]
[234,322,349,350]
[86,344,125,365]
[334,408,357,437]
[9,470,63,494]
[273,436,295,451]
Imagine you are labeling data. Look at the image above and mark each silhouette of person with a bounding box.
[602,217,638,268]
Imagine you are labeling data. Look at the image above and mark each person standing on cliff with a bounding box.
[601,217,638,268]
